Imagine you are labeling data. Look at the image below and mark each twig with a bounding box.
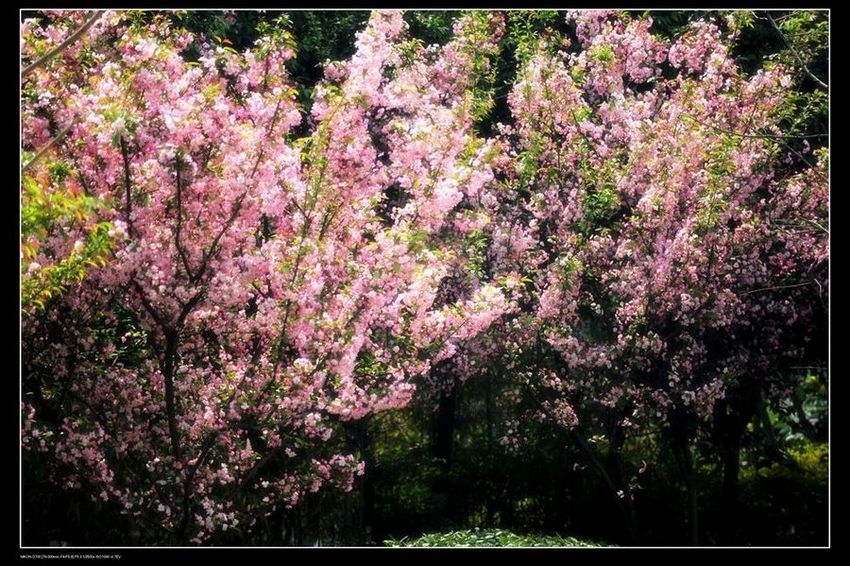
[22,12,104,78]
[22,122,75,174]
[803,218,829,235]
[766,13,828,90]
[742,281,812,295]
[682,113,827,141]
[119,135,136,236]
[174,160,195,279]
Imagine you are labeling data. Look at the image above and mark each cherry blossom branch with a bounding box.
[741,280,813,295]
[22,121,75,174]
[173,160,195,280]
[190,98,286,287]
[803,218,829,235]
[22,11,103,78]
[177,430,218,542]
[681,113,828,141]
[119,136,136,236]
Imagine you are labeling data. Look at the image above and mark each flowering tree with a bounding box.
[21,10,514,544]
[486,10,828,543]
[21,9,827,546]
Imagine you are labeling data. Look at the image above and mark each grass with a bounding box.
[384,528,610,547]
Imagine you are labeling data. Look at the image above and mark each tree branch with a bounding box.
[177,430,218,542]
[174,160,195,279]
[162,329,182,460]
[22,121,75,174]
[131,280,168,330]
[119,135,136,236]
[681,113,828,141]
[766,13,828,90]
[742,280,813,295]
[22,12,104,78]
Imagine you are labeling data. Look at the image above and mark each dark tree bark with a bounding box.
[430,364,458,524]
[670,417,698,546]
[712,381,759,543]
[435,385,456,467]
[606,421,638,543]
[572,429,638,544]
[342,419,374,545]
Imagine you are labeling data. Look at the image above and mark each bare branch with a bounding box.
[742,281,813,295]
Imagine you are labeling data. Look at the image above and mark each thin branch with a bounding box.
[119,135,136,236]
[682,113,828,141]
[174,160,195,280]
[742,281,813,295]
[177,430,218,542]
[189,98,285,287]
[803,218,829,235]
[766,13,828,90]
[22,11,104,78]
[239,445,282,491]
[776,138,826,182]
[176,289,205,328]
[162,330,182,460]
[192,193,246,285]
[131,280,168,330]
[22,121,75,174]
[77,172,92,196]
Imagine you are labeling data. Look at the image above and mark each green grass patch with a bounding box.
[384,528,610,547]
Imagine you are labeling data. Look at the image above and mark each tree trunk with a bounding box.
[671,428,698,546]
[342,419,371,544]
[756,394,779,458]
[687,463,698,546]
[162,330,182,460]
[435,385,456,467]
[712,383,758,544]
[432,375,457,524]
[606,422,638,543]
[361,420,375,545]
[572,430,638,544]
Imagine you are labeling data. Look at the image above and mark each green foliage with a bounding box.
[406,11,457,46]
[733,438,828,545]
[21,164,114,316]
[21,170,102,239]
[463,229,491,280]
[461,12,503,124]
[384,528,609,547]
[728,11,757,34]
[574,154,624,236]
[284,11,368,120]
[775,11,828,76]
[644,11,705,39]
[506,11,562,67]
[769,11,828,157]
[21,222,113,316]
[787,440,828,477]
[171,10,266,53]
[483,11,567,134]
[589,44,615,64]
